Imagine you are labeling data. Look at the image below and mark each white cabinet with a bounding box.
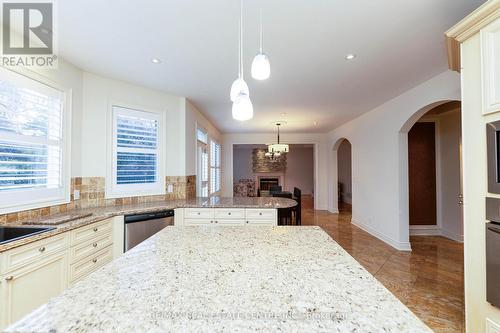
[0,244,69,328]
[0,217,117,330]
[481,19,500,114]
[69,218,114,284]
[177,208,277,226]
[245,209,277,226]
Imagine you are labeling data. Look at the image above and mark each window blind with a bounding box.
[114,109,159,186]
[0,76,63,193]
[210,141,221,193]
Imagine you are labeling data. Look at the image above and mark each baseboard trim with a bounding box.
[409,225,441,236]
[328,208,340,214]
[440,229,464,242]
[351,218,412,251]
[409,225,464,242]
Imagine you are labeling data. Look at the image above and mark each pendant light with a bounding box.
[231,0,254,121]
[232,93,253,121]
[266,123,289,157]
[230,0,250,102]
[251,8,270,80]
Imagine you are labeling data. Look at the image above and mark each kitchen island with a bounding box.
[5,226,431,332]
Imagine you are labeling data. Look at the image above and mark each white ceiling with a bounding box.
[57,0,484,133]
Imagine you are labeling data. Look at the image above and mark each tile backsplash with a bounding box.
[0,175,196,225]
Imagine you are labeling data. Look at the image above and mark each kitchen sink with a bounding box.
[0,226,56,245]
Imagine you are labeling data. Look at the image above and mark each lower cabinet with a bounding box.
[177,208,277,226]
[0,217,117,330]
[0,251,69,327]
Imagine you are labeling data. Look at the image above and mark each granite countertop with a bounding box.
[5,226,431,333]
[0,197,296,253]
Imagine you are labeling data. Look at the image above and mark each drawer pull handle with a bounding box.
[215,221,218,224]
[197,212,201,215]
[92,258,98,263]
[39,246,46,253]
[259,213,262,216]
[92,243,98,248]
[228,212,231,215]
[5,276,13,281]
[93,227,98,232]
[246,221,249,224]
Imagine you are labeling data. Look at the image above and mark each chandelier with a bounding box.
[266,123,289,158]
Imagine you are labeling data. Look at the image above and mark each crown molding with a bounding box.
[445,0,500,72]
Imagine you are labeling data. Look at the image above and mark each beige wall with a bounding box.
[438,109,463,241]
[328,71,461,250]
[185,100,222,176]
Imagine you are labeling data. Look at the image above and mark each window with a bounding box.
[196,127,208,144]
[210,140,221,194]
[0,68,69,213]
[196,127,209,197]
[109,105,163,197]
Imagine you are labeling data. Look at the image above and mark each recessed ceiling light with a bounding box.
[151,58,161,64]
[345,54,356,60]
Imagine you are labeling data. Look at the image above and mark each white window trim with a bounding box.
[106,102,166,199]
[210,139,221,195]
[196,124,209,197]
[0,66,72,214]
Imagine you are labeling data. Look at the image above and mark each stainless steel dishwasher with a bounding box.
[124,210,174,251]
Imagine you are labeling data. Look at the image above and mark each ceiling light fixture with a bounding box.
[151,58,161,64]
[266,122,289,158]
[345,54,356,60]
[231,0,254,121]
[251,8,270,80]
[230,0,250,102]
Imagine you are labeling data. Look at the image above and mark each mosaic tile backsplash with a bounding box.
[0,175,196,224]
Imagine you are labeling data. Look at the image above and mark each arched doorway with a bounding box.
[331,138,352,214]
[399,100,463,243]
[337,139,352,213]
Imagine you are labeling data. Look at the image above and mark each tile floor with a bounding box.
[301,196,464,333]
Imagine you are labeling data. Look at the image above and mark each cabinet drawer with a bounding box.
[214,209,245,219]
[69,233,113,264]
[245,209,276,220]
[215,219,245,226]
[69,245,113,283]
[246,219,276,226]
[184,208,214,219]
[70,218,113,246]
[3,232,70,273]
[184,219,213,226]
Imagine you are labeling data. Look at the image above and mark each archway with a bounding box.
[399,100,462,244]
[337,139,352,213]
[330,138,352,214]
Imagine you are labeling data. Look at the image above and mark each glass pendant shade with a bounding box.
[230,78,249,102]
[251,53,270,80]
[268,143,289,154]
[232,92,254,121]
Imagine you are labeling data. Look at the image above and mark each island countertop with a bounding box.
[0,196,296,252]
[5,226,431,333]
